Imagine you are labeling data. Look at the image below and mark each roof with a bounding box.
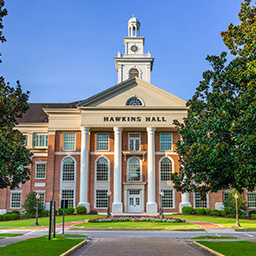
[18,102,80,123]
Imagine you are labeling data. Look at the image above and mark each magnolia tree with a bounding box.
[172,0,256,196]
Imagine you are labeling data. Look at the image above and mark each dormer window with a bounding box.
[129,68,139,78]
[126,97,143,106]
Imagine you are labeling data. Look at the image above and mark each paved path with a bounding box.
[71,238,213,256]
[0,235,40,246]
[187,220,227,229]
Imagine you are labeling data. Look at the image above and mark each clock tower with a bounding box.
[115,16,154,83]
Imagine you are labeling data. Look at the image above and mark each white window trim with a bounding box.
[127,156,142,182]
[96,133,110,151]
[35,161,47,180]
[160,133,173,151]
[60,189,75,208]
[94,189,108,209]
[160,189,175,209]
[63,133,76,151]
[128,132,141,151]
[33,134,48,148]
[159,155,174,182]
[247,191,256,209]
[61,156,76,183]
[10,191,22,209]
[95,156,110,182]
[193,192,209,208]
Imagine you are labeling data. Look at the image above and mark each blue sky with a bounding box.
[1,0,242,103]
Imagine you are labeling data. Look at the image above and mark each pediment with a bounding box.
[77,77,187,108]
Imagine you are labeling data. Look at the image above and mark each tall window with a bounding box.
[11,192,21,209]
[128,157,141,181]
[129,68,139,78]
[24,135,28,146]
[35,162,46,179]
[223,190,230,201]
[194,192,208,208]
[161,190,174,208]
[160,134,172,151]
[62,157,75,181]
[96,190,108,208]
[160,157,172,181]
[129,133,140,151]
[247,191,256,208]
[96,157,109,181]
[61,190,74,208]
[63,133,76,151]
[33,134,48,147]
[97,134,109,151]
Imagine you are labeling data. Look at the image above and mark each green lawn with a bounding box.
[0,236,84,256]
[192,235,237,240]
[0,233,23,237]
[197,241,256,256]
[0,215,104,228]
[172,214,256,228]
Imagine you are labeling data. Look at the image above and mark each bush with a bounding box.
[220,210,226,216]
[223,189,247,218]
[3,213,10,221]
[0,215,3,221]
[88,210,98,215]
[58,208,63,215]
[251,214,256,219]
[204,208,211,215]
[248,210,256,217]
[212,209,221,216]
[10,213,18,220]
[194,208,204,215]
[41,210,50,217]
[76,206,87,214]
[65,207,74,215]
[11,210,21,218]
[182,206,193,214]
[22,192,44,218]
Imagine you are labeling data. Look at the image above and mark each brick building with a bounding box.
[1,16,255,215]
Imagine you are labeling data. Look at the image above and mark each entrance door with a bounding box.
[128,190,141,212]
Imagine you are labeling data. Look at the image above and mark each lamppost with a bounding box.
[234,192,240,227]
[35,193,40,226]
[159,191,164,218]
[107,191,112,217]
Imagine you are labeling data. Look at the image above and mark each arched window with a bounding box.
[126,97,143,106]
[96,157,109,181]
[160,157,172,181]
[129,68,139,78]
[128,157,141,181]
[62,157,75,181]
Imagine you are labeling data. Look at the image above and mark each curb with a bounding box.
[193,241,225,256]
[60,240,87,256]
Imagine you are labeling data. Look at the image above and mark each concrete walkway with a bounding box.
[0,235,40,247]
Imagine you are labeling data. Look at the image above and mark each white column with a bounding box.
[179,192,191,213]
[112,127,123,214]
[146,127,157,213]
[78,127,90,212]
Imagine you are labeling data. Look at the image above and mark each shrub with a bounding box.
[88,210,98,215]
[65,207,74,215]
[182,206,193,214]
[248,210,256,217]
[22,192,44,218]
[58,208,63,215]
[204,208,211,215]
[76,206,87,214]
[0,215,3,221]
[251,214,256,219]
[3,213,10,221]
[194,208,204,215]
[220,210,226,216]
[212,209,221,216]
[41,210,50,217]
[223,189,247,218]
[10,213,18,220]
[11,210,21,218]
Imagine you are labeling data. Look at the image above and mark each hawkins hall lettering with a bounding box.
[103,116,167,122]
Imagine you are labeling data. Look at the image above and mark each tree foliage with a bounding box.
[172,0,256,195]
[0,0,32,189]
[22,192,44,218]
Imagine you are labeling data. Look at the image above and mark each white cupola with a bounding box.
[128,15,141,37]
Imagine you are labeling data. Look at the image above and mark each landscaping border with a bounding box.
[60,240,87,256]
[193,241,225,256]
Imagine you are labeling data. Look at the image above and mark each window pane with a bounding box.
[62,190,74,207]
[248,192,256,208]
[96,157,109,181]
[24,135,28,146]
[11,193,21,208]
[160,134,172,151]
[62,157,75,181]
[160,157,172,181]
[96,190,108,208]
[161,190,174,208]
[97,134,109,151]
[63,133,76,151]
[128,158,140,181]
[129,133,140,151]
[195,192,208,208]
[223,191,230,201]
[33,134,48,147]
[36,163,46,179]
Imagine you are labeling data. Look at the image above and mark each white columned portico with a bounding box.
[112,127,123,214]
[146,127,157,213]
[78,127,90,212]
[179,192,191,212]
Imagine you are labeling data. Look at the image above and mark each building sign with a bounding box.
[104,116,167,122]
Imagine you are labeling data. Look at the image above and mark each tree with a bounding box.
[0,0,32,189]
[22,192,44,218]
[172,0,256,195]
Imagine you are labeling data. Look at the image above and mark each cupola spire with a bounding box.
[128,15,140,37]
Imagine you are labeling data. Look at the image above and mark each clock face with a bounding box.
[131,45,138,52]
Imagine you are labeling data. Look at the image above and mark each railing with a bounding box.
[117,53,151,58]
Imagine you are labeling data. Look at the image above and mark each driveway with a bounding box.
[71,238,213,256]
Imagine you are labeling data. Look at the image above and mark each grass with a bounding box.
[0,214,104,228]
[235,228,256,232]
[197,241,256,256]
[0,233,23,237]
[172,214,256,228]
[192,235,237,240]
[0,236,84,256]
